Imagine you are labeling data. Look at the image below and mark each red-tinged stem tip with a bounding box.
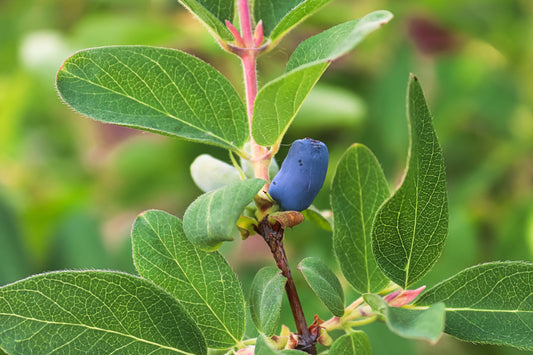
[254,20,264,47]
[225,20,245,47]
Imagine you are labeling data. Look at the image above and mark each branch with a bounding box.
[256,217,317,354]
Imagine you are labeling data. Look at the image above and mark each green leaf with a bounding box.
[177,0,234,40]
[386,304,445,343]
[183,178,265,251]
[132,210,245,349]
[252,11,393,146]
[331,144,390,294]
[254,0,333,41]
[286,10,393,72]
[0,271,207,354]
[415,261,533,350]
[362,293,387,315]
[372,75,448,288]
[301,206,332,232]
[190,154,241,192]
[298,257,344,316]
[364,294,445,343]
[252,63,328,147]
[329,331,371,355]
[249,267,287,336]
[253,335,304,354]
[254,334,276,355]
[56,46,248,151]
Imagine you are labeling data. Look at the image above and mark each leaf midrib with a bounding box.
[413,307,533,314]
[354,148,371,292]
[60,67,236,150]
[0,313,194,354]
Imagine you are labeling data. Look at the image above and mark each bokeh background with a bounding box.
[1,0,532,354]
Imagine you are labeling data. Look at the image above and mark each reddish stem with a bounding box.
[237,0,254,47]
[234,4,315,352]
[237,0,269,181]
[257,218,317,354]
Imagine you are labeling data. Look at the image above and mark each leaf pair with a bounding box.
[56,11,393,155]
[249,256,344,339]
[380,260,533,349]
[0,210,247,353]
[330,76,533,350]
[252,10,394,147]
[332,75,448,294]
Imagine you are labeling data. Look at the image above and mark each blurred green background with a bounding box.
[0,0,532,354]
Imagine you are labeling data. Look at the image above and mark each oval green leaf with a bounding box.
[183,178,265,251]
[57,46,248,151]
[331,143,390,294]
[363,293,444,343]
[298,257,344,316]
[254,334,277,355]
[415,261,533,350]
[132,210,245,349]
[249,267,287,336]
[252,11,393,147]
[286,10,394,72]
[372,75,448,288]
[0,271,207,354]
[386,303,445,344]
[301,206,332,232]
[329,331,371,355]
[177,0,234,40]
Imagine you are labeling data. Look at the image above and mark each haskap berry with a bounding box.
[269,138,329,211]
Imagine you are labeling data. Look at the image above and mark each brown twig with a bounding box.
[256,217,317,354]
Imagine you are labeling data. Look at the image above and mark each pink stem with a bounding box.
[238,0,254,47]
[238,0,269,181]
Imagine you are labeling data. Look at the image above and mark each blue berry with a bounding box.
[269,138,329,211]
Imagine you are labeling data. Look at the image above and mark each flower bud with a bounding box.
[269,138,328,211]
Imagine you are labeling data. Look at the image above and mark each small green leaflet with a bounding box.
[252,11,393,147]
[329,331,371,355]
[183,178,265,251]
[363,294,445,343]
[132,210,245,349]
[301,206,332,232]
[0,271,207,354]
[331,144,391,294]
[249,267,287,336]
[254,0,333,41]
[372,75,448,288]
[298,257,344,316]
[57,46,248,151]
[415,261,533,350]
[177,0,234,40]
[386,304,445,343]
[254,335,305,354]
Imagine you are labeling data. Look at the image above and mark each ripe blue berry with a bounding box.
[269,138,329,211]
